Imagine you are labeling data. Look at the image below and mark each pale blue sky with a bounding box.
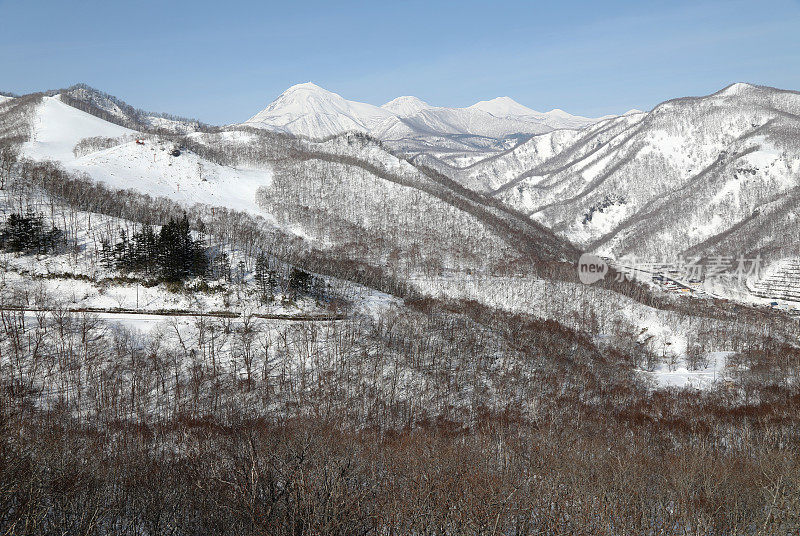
[1,0,799,123]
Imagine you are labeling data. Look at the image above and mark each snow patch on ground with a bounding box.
[645,351,735,389]
[72,139,273,214]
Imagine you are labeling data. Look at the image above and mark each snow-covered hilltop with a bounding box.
[381,95,430,117]
[243,82,610,163]
[57,84,207,134]
[8,94,272,214]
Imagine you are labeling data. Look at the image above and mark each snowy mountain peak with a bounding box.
[277,82,347,102]
[469,97,602,130]
[258,82,350,114]
[381,96,430,117]
[244,83,394,138]
[243,83,614,149]
[287,81,327,92]
[717,82,756,97]
[545,108,572,118]
[469,96,539,118]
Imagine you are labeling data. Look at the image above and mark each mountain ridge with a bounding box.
[449,82,800,273]
[243,82,611,162]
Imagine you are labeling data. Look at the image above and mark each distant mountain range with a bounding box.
[452,83,800,268]
[3,81,800,302]
[242,82,613,163]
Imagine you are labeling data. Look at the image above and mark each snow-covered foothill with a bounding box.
[17,96,277,220]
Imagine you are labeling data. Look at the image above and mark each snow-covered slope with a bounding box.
[449,111,647,192]
[254,132,580,270]
[7,91,570,267]
[23,96,133,161]
[12,81,800,305]
[467,83,800,270]
[244,83,610,163]
[71,139,272,213]
[14,95,275,217]
[370,105,554,139]
[9,92,574,265]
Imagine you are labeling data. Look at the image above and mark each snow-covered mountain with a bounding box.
[244,83,395,139]
[243,83,609,162]
[469,96,602,130]
[7,80,800,299]
[381,96,430,117]
[0,88,576,268]
[457,83,800,273]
